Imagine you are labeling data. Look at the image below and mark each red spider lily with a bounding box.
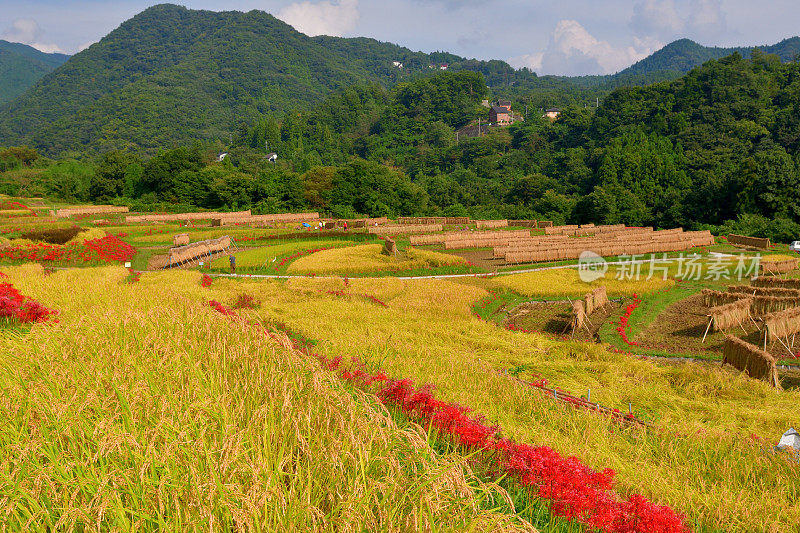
[615,294,642,346]
[208,300,235,316]
[201,274,213,288]
[0,281,57,323]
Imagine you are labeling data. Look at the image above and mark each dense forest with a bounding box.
[3,3,798,158]
[0,40,69,105]
[3,51,800,242]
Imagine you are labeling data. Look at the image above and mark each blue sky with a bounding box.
[1,0,799,75]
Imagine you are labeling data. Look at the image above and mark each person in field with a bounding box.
[229,254,236,273]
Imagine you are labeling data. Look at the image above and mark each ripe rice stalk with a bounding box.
[710,299,752,332]
[722,335,780,388]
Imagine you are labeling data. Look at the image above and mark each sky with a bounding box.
[1,0,799,76]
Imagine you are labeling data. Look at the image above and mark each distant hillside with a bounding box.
[617,37,800,78]
[1,1,798,156]
[0,40,69,106]
[0,4,473,155]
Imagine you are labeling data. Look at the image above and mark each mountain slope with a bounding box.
[617,37,800,78]
[0,4,470,155]
[0,40,69,106]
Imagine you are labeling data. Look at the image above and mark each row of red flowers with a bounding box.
[0,279,57,323]
[0,234,136,264]
[206,302,689,532]
[324,288,389,308]
[273,247,333,271]
[616,293,641,346]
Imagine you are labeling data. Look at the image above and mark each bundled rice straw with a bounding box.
[571,300,586,332]
[702,289,748,307]
[727,234,771,249]
[592,287,609,310]
[751,295,800,316]
[584,293,594,315]
[752,276,800,289]
[710,299,752,331]
[760,258,799,275]
[764,306,800,340]
[722,335,780,388]
[727,285,800,298]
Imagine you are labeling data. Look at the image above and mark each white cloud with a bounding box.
[686,0,727,38]
[2,18,64,54]
[630,0,727,41]
[630,0,683,40]
[277,0,360,37]
[510,20,659,76]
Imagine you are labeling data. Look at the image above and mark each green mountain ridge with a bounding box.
[0,2,798,156]
[617,37,800,77]
[0,40,70,106]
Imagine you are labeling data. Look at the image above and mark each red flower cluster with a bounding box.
[82,235,136,263]
[200,274,213,288]
[616,293,641,346]
[0,201,30,210]
[273,247,333,271]
[324,289,388,307]
[232,293,259,309]
[0,282,57,323]
[0,236,134,264]
[362,294,388,307]
[126,268,141,284]
[208,300,235,316]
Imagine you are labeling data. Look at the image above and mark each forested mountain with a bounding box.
[2,2,798,157]
[617,37,800,78]
[6,52,800,243]
[0,4,473,156]
[0,40,69,106]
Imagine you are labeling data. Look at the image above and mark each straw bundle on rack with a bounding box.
[702,289,745,308]
[475,219,508,229]
[760,258,799,275]
[537,220,553,228]
[56,205,129,218]
[584,293,594,315]
[751,295,800,316]
[727,234,770,249]
[710,299,752,331]
[752,276,800,289]
[173,233,190,246]
[571,300,586,332]
[127,210,251,223]
[727,285,800,298]
[764,306,800,340]
[592,286,609,310]
[369,224,443,235]
[722,335,780,387]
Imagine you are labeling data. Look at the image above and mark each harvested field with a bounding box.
[505,299,622,341]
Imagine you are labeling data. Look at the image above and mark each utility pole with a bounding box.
[596,97,599,108]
